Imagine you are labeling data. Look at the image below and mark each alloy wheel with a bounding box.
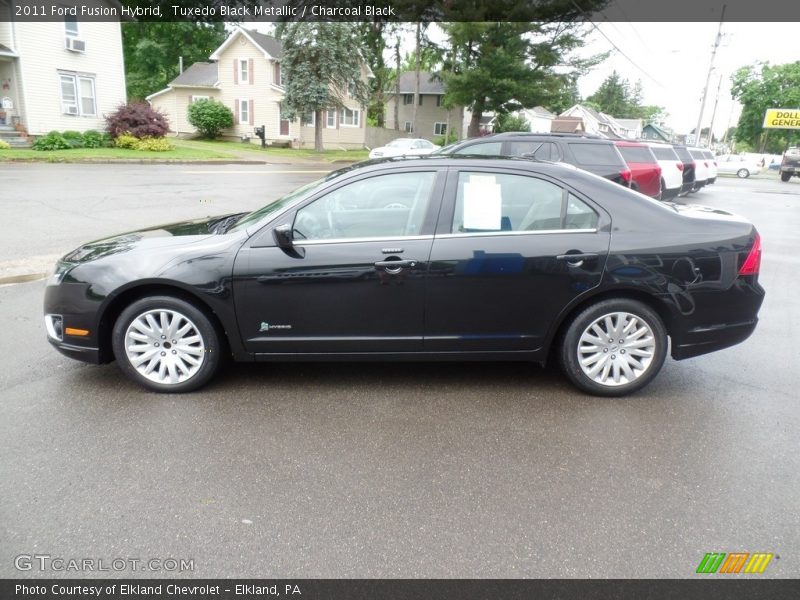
[124,309,206,385]
[577,311,656,387]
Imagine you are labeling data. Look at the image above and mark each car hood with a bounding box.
[61,213,245,265]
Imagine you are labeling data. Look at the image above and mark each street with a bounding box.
[0,165,798,578]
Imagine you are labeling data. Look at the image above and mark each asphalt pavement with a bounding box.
[0,166,798,578]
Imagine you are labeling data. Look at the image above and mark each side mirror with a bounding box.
[273,223,293,249]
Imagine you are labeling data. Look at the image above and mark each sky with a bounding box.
[578,22,796,136]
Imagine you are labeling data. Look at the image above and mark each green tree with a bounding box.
[187,99,234,139]
[122,22,227,101]
[731,61,800,152]
[442,20,605,138]
[586,71,629,116]
[587,73,665,121]
[277,23,370,151]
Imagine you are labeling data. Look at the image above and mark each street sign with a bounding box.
[763,109,800,129]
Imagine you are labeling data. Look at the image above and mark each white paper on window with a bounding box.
[462,175,502,230]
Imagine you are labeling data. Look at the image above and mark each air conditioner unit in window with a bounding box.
[65,105,79,115]
[65,37,86,53]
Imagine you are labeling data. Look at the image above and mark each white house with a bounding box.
[0,0,127,136]
[559,104,641,140]
[148,27,370,149]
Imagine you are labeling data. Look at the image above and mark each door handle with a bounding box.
[374,259,417,274]
[556,252,599,267]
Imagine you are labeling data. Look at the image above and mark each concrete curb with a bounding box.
[0,254,60,286]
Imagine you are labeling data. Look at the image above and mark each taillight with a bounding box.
[620,169,632,185]
[656,166,662,176]
[739,233,762,276]
[713,161,717,167]
[677,163,684,171]
[704,161,709,168]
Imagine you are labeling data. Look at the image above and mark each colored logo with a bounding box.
[696,552,774,574]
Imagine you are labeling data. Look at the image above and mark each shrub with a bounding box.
[82,129,109,148]
[32,131,72,151]
[134,136,174,152]
[61,130,85,148]
[187,99,234,139]
[433,131,459,146]
[114,133,139,149]
[492,113,531,134]
[106,102,170,138]
[0,139,10,150]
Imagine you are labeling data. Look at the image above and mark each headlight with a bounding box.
[48,261,74,285]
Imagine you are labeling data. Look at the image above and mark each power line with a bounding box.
[571,0,666,90]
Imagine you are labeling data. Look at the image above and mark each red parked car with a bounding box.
[614,141,662,199]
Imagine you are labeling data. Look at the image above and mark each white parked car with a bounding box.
[701,149,718,184]
[688,147,711,191]
[645,142,684,200]
[716,154,762,178]
[369,138,440,159]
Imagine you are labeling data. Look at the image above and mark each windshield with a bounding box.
[227,176,331,233]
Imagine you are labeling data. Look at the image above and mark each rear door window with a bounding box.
[451,172,597,233]
[618,145,656,163]
[672,146,693,162]
[568,143,623,166]
[650,146,679,161]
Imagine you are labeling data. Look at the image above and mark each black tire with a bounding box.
[112,295,222,393]
[559,298,667,397]
[737,168,749,179]
[781,172,791,182]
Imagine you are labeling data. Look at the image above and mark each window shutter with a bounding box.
[188,95,193,105]
[233,59,238,84]
[249,59,254,85]
[249,100,254,125]
[234,99,239,124]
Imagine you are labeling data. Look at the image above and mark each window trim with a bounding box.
[434,122,447,136]
[302,112,316,127]
[325,110,336,129]
[404,121,413,133]
[239,98,249,124]
[340,107,360,128]
[402,94,413,105]
[239,58,249,84]
[59,72,96,117]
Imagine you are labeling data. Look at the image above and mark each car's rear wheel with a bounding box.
[737,168,750,178]
[112,296,221,393]
[559,299,667,397]
[781,172,791,182]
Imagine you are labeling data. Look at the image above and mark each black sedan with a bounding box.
[44,157,764,396]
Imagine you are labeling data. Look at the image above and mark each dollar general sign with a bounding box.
[763,108,800,129]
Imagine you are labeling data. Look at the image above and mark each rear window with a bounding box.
[618,145,656,163]
[673,146,692,162]
[568,143,623,166]
[689,149,705,160]
[702,150,715,159]
[651,146,679,161]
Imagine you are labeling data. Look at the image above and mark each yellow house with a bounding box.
[147,27,369,149]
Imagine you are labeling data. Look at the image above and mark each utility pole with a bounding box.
[693,5,726,147]
[706,75,723,148]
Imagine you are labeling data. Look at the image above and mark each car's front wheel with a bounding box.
[781,172,791,182]
[112,296,222,393]
[559,299,667,397]
[737,168,750,178]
